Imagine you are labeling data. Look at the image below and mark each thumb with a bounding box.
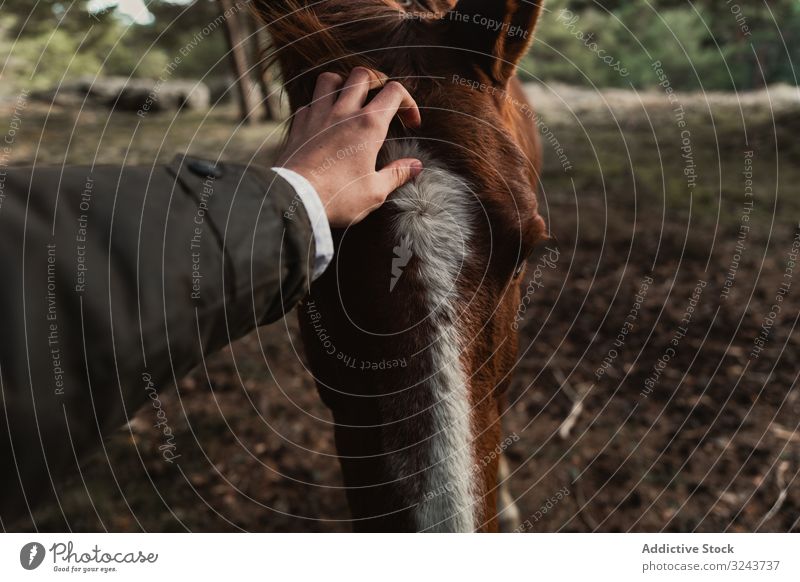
[376,158,423,195]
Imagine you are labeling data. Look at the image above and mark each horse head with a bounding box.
[255,0,547,532]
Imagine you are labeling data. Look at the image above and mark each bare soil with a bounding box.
[4,84,799,532]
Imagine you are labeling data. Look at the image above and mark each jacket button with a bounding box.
[187,158,223,179]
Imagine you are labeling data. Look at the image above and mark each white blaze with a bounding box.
[387,141,478,532]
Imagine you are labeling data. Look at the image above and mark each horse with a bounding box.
[254,0,547,532]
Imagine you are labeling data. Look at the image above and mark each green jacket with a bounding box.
[0,156,314,524]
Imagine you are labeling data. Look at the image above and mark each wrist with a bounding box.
[271,167,334,279]
[279,163,328,206]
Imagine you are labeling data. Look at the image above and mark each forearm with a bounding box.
[0,156,317,520]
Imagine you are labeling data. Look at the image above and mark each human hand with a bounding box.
[275,67,423,227]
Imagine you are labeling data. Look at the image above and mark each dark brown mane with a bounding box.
[253,0,452,110]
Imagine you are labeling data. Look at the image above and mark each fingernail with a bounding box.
[410,160,423,176]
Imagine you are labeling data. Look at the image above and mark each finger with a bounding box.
[310,72,344,111]
[336,67,388,110]
[292,104,310,125]
[375,158,424,196]
[364,81,422,128]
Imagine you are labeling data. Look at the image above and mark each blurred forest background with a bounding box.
[1,0,799,98]
[2,1,799,532]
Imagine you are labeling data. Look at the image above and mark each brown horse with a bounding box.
[254,0,547,532]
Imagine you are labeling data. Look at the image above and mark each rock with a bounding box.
[117,78,211,114]
[33,76,210,113]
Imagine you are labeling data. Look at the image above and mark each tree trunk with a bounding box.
[218,0,258,124]
[246,16,281,121]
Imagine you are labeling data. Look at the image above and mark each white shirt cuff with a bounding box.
[272,167,333,281]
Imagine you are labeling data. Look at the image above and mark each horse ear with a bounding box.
[446,0,543,84]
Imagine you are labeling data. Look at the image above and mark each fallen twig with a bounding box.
[552,367,590,440]
[757,461,792,530]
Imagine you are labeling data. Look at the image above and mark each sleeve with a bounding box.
[272,167,334,280]
[0,155,316,523]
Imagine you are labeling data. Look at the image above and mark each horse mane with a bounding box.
[251,0,452,109]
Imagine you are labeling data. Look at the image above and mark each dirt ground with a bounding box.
[3,83,799,532]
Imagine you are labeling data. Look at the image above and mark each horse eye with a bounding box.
[514,248,535,279]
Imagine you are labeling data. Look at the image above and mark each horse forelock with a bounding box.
[253,0,462,110]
